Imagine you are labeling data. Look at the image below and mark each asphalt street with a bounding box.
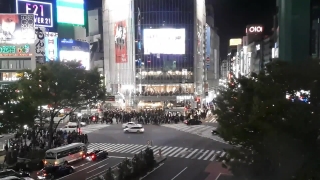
[87,123,229,150]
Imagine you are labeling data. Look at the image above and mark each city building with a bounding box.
[102,0,207,109]
[276,0,311,62]
[311,0,320,59]
[205,5,220,104]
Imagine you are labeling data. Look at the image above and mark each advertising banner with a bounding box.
[205,26,211,59]
[0,13,35,42]
[35,27,46,63]
[0,44,31,57]
[45,32,58,61]
[16,0,53,27]
[58,39,89,52]
[114,20,127,63]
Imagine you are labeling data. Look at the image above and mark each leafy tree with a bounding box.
[0,84,37,135]
[131,154,146,177]
[105,167,115,180]
[117,158,132,180]
[18,61,106,148]
[143,147,155,169]
[215,60,320,180]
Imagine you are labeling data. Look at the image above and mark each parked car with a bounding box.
[124,126,145,133]
[122,122,142,128]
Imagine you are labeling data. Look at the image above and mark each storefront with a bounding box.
[0,13,36,87]
[58,39,90,70]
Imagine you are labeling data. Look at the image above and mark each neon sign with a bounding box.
[0,45,31,57]
[247,26,263,33]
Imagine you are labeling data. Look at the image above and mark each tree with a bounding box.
[117,158,132,180]
[215,59,320,180]
[143,147,155,169]
[18,61,106,148]
[105,167,115,180]
[0,84,37,135]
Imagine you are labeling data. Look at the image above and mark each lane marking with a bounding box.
[87,164,108,173]
[171,167,188,180]
[57,158,110,180]
[139,163,164,180]
[85,163,121,180]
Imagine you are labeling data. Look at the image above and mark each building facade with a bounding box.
[101,0,207,109]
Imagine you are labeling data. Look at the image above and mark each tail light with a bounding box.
[83,155,86,158]
[44,160,47,164]
[91,155,95,159]
[54,161,58,165]
[93,116,96,121]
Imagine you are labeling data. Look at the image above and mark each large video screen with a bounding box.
[143,28,185,55]
[57,0,84,25]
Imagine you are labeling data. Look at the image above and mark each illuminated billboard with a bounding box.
[0,44,31,57]
[114,20,127,63]
[57,0,84,25]
[143,28,185,55]
[16,0,53,27]
[246,25,263,34]
[0,13,35,43]
[229,38,242,46]
[58,39,90,70]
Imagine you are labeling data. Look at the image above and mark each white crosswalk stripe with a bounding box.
[87,143,226,161]
[80,124,110,134]
[160,124,227,144]
[205,115,218,123]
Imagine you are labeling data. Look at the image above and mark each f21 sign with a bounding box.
[16,0,53,27]
[246,26,263,33]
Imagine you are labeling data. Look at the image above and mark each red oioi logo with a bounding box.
[246,26,263,33]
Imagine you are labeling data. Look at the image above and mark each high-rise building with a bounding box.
[276,0,311,62]
[102,0,207,109]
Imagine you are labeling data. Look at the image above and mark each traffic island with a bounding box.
[94,147,167,180]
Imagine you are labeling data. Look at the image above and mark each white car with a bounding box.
[60,125,78,132]
[122,122,142,128]
[123,126,144,133]
[68,121,86,127]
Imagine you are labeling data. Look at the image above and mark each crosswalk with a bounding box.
[87,143,226,161]
[161,123,226,144]
[204,115,217,123]
[80,124,110,134]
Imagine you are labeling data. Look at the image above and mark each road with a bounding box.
[55,157,124,180]
[67,122,231,180]
[28,121,232,179]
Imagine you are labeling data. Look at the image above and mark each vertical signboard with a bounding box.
[205,25,211,67]
[0,13,35,42]
[34,27,46,63]
[114,20,127,63]
[45,32,58,61]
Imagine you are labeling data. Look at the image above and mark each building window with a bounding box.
[0,59,31,70]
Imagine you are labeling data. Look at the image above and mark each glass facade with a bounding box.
[134,0,195,97]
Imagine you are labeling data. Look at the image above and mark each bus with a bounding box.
[44,143,87,166]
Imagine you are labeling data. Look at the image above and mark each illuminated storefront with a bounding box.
[0,13,36,86]
[58,39,90,70]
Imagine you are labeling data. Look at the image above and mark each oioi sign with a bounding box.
[246,26,263,33]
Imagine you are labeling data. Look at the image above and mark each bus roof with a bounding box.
[46,143,86,153]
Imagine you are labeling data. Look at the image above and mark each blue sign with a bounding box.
[59,39,89,52]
